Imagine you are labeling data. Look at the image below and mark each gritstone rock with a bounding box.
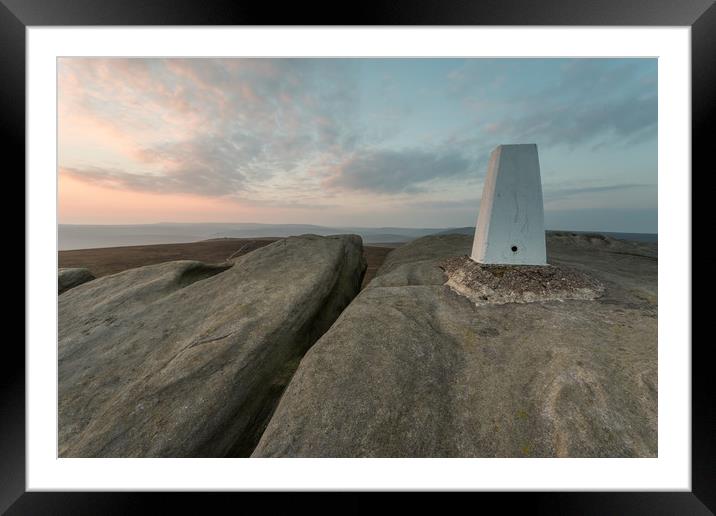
[58,267,95,294]
[253,232,657,458]
[58,234,366,457]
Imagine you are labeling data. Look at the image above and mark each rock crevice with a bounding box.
[253,233,657,458]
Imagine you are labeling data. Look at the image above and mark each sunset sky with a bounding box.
[59,58,657,232]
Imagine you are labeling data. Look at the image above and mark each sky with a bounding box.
[58,58,658,232]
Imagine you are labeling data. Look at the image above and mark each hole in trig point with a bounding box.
[511,245,518,253]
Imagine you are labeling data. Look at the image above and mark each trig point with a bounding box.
[471,144,547,265]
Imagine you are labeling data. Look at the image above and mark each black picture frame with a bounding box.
[6,0,709,513]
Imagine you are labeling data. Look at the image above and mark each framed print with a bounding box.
[7,0,710,512]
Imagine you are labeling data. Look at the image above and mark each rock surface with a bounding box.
[253,232,657,457]
[58,267,95,294]
[59,234,366,457]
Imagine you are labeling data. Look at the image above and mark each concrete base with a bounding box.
[471,144,547,265]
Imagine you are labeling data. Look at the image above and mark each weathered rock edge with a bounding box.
[58,234,366,457]
[442,255,604,306]
[58,267,95,294]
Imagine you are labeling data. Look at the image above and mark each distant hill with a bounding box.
[432,227,658,244]
[58,223,447,250]
[58,222,657,251]
[433,226,475,236]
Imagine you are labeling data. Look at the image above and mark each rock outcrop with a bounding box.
[58,267,95,294]
[253,232,657,458]
[58,234,366,457]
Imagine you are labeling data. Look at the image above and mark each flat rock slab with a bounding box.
[253,233,657,458]
[442,256,604,306]
[59,234,366,457]
[58,267,95,294]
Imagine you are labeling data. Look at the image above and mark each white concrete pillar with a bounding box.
[471,144,547,265]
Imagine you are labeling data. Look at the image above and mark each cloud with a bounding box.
[323,148,473,194]
[494,94,657,148]
[62,162,247,198]
[63,133,260,196]
[543,183,655,201]
[59,58,364,200]
[406,198,480,210]
[59,57,657,226]
[448,58,657,150]
[545,208,657,233]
